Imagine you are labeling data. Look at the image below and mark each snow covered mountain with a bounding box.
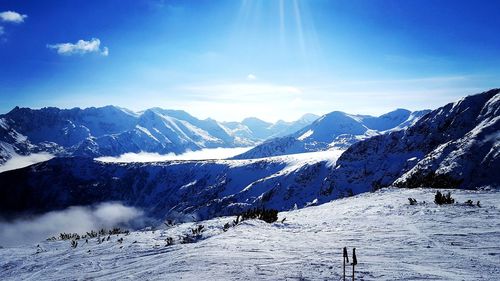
[327,88,500,195]
[0,107,319,166]
[222,113,319,143]
[0,106,241,162]
[1,188,499,280]
[0,89,498,221]
[233,109,430,159]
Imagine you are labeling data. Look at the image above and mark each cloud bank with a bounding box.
[0,152,54,173]
[0,11,27,23]
[0,202,143,247]
[96,147,253,163]
[47,38,109,56]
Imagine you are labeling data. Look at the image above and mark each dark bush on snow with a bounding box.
[408,198,417,205]
[239,208,279,223]
[434,191,455,205]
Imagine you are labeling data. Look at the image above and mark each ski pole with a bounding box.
[352,248,357,281]
[343,247,349,281]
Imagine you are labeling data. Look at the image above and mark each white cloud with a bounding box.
[0,11,27,23]
[96,147,253,163]
[47,38,109,56]
[247,74,257,81]
[0,153,54,173]
[101,46,109,56]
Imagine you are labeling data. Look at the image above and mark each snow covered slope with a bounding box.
[233,109,430,159]
[1,188,498,280]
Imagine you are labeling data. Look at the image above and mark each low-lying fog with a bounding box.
[0,202,144,247]
[0,152,54,173]
[95,146,253,163]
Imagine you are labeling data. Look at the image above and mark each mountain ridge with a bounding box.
[233,108,431,159]
[0,107,320,164]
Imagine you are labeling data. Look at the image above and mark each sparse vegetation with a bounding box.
[60,233,80,241]
[465,199,481,207]
[239,208,279,223]
[165,237,173,246]
[51,228,129,243]
[191,225,205,236]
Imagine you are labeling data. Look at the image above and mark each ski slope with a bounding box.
[1,188,498,280]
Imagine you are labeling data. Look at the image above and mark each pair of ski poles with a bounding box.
[343,247,357,281]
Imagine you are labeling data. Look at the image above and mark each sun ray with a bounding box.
[279,0,286,45]
[292,0,306,56]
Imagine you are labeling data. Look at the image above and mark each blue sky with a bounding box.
[0,0,499,121]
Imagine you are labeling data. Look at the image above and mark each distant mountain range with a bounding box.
[0,103,429,165]
[0,89,497,219]
[0,107,318,164]
[233,108,430,159]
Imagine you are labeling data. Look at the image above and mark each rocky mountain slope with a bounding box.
[327,88,500,195]
[233,109,430,159]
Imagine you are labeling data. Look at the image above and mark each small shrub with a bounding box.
[59,233,80,240]
[165,237,173,246]
[434,191,455,205]
[71,240,78,248]
[408,198,417,205]
[465,199,473,206]
[191,225,205,236]
[477,201,481,207]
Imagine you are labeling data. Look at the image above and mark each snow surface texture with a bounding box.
[0,188,498,280]
[233,109,430,159]
[0,107,319,165]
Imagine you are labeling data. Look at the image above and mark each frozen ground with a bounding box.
[1,188,499,280]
